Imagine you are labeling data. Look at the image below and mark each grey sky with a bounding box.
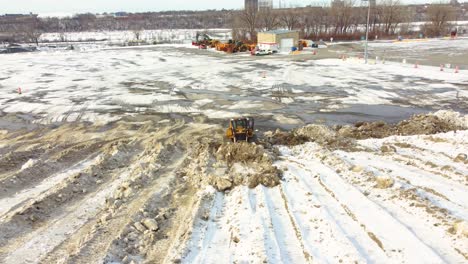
[0,0,461,15]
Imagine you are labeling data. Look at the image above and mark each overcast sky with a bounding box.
[0,0,462,15]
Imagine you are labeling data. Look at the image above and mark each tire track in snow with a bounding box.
[285,154,446,263]
[183,187,274,264]
[336,151,468,211]
[0,145,143,264]
[277,185,312,262]
[1,166,135,264]
[182,191,226,264]
[0,140,107,200]
[279,159,388,263]
[317,151,468,263]
[67,154,186,264]
[252,187,283,264]
[0,154,102,220]
[0,144,138,256]
[260,186,308,263]
[217,187,270,263]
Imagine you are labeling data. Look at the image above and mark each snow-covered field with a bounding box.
[0,42,467,264]
[368,37,468,58]
[40,29,232,44]
[0,44,466,128]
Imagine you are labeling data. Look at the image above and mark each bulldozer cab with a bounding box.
[226,118,255,143]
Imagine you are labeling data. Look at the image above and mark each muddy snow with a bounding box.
[1,42,467,129]
[0,42,467,263]
[0,111,466,263]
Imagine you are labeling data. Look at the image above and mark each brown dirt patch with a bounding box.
[336,113,465,140]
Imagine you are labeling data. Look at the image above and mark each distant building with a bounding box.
[331,0,344,8]
[0,13,39,42]
[245,0,259,12]
[259,0,273,10]
[257,30,299,53]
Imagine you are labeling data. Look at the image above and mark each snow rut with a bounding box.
[281,136,467,263]
[64,150,186,264]
[180,186,308,264]
[278,160,388,263]
[0,141,142,263]
[0,120,223,264]
[284,155,444,263]
[175,129,467,264]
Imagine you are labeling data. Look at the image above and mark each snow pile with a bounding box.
[215,143,282,189]
[432,110,468,129]
[294,124,336,144]
[336,111,467,140]
[180,142,282,192]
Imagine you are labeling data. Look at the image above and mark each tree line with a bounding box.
[0,1,465,44]
[235,0,464,42]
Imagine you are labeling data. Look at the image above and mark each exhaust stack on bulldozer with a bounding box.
[226,117,255,143]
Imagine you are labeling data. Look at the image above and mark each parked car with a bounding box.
[255,49,272,56]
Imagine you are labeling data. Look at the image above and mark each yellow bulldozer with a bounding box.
[226,117,255,142]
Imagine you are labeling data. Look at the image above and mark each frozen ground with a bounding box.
[0,41,467,264]
[40,29,232,44]
[0,44,467,130]
[335,37,468,68]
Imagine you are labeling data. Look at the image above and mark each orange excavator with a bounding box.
[225,118,255,142]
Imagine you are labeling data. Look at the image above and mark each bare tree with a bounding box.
[330,0,356,35]
[377,0,405,34]
[279,8,300,30]
[24,15,42,45]
[425,2,456,36]
[258,7,279,31]
[25,29,42,45]
[238,9,259,41]
[297,7,313,37]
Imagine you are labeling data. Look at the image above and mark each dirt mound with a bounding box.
[260,111,467,152]
[180,142,282,192]
[395,114,463,136]
[262,125,357,151]
[336,112,467,140]
[263,129,309,146]
[337,121,392,139]
[213,143,282,191]
[294,124,336,144]
[216,142,275,164]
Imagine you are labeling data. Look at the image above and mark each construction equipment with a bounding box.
[226,118,255,143]
[193,32,213,47]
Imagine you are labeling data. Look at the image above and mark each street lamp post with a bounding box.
[363,0,371,64]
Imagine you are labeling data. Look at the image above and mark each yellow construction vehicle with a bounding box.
[226,118,255,142]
